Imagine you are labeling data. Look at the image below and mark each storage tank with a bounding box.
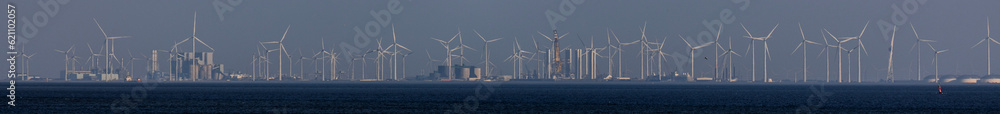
[437,65,449,78]
[458,68,471,79]
[472,68,481,78]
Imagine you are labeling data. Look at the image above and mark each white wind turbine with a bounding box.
[909,23,936,81]
[314,38,331,81]
[432,31,461,79]
[20,53,36,79]
[93,19,131,74]
[475,30,502,78]
[55,46,75,81]
[711,25,724,81]
[650,37,672,79]
[171,12,215,81]
[791,23,823,82]
[505,38,532,79]
[741,24,779,82]
[85,44,104,71]
[330,50,340,80]
[720,37,743,82]
[817,31,835,83]
[680,35,715,81]
[390,25,412,81]
[972,18,1000,75]
[531,37,548,79]
[825,22,869,83]
[855,22,870,83]
[261,26,292,81]
[927,43,948,83]
[611,30,638,79]
[824,28,857,83]
[257,42,279,81]
[606,29,616,79]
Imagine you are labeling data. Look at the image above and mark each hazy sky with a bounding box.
[12,0,1000,81]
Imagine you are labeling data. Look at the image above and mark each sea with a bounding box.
[3,81,1000,113]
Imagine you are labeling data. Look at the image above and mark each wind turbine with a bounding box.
[928,43,948,83]
[720,37,743,82]
[650,37,672,79]
[505,38,532,79]
[817,31,834,83]
[390,25,412,81]
[611,30,638,79]
[909,23,936,81]
[170,12,215,81]
[711,25,724,81]
[792,23,822,82]
[55,46,75,81]
[972,18,1000,75]
[432,31,460,79]
[741,23,778,82]
[93,19,131,75]
[261,26,292,81]
[855,22,870,83]
[824,26,859,83]
[680,35,715,81]
[85,44,104,71]
[20,53,36,80]
[532,36,548,79]
[475,30,502,78]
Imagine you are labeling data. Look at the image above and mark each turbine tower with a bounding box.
[887,26,897,82]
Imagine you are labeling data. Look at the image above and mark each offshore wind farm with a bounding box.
[10,1,1000,84]
[8,0,1000,113]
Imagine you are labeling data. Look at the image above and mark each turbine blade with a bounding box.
[740,23,754,38]
[193,12,197,36]
[973,39,987,48]
[93,19,109,38]
[537,31,553,41]
[193,37,215,51]
[990,38,1000,45]
[816,47,827,58]
[858,21,869,38]
[792,42,803,55]
[824,29,840,42]
[766,24,779,38]
[799,23,806,40]
[475,30,487,41]
[281,25,290,42]
[679,35,693,48]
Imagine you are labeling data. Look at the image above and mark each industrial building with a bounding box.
[169,52,226,81]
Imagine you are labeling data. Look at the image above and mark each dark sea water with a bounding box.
[3,81,1000,113]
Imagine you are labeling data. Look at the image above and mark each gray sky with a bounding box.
[13,0,1000,81]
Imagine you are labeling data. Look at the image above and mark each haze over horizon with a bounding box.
[13,0,1000,81]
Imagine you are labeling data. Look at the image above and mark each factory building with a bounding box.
[426,65,480,81]
[170,52,226,81]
